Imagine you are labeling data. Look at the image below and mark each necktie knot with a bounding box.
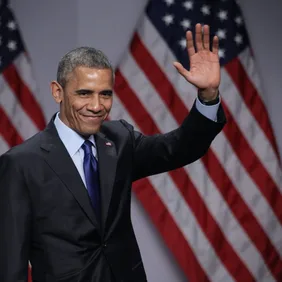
[82,140,93,156]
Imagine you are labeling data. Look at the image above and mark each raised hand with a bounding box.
[173,24,220,102]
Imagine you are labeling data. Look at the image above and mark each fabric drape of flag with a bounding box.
[0,2,45,154]
[0,2,45,281]
[111,0,282,281]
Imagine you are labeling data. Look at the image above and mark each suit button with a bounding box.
[103,243,107,248]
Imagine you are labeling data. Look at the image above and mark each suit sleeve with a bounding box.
[0,153,31,282]
[129,103,226,181]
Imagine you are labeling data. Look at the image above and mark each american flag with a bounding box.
[0,2,45,281]
[111,0,282,281]
[0,2,45,155]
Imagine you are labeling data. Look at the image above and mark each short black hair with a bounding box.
[57,47,114,88]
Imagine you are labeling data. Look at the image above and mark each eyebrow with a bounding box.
[100,90,113,96]
[75,89,113,96]
[75,89,93,95]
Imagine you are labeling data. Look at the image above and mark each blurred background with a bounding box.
[1,0,282,281]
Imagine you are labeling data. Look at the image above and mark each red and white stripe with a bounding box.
[0,53,46,155]
[0,135,9,154]
[111,14,282,282]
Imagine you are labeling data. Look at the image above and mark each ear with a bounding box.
[50,81,63,104]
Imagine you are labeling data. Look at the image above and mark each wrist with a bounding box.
[198,88,219,102]
[198,90,220,105]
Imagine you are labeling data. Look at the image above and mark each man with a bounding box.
[0,24,225,282]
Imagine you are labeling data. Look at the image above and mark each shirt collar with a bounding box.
[54,112,96,157]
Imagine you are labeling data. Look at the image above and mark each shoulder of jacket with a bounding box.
[101,119,134,134]
[1,130,44,161]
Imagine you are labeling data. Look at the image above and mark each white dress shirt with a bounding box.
[195,97,220,121]
[54,98,220,188]
[54,112,97,188]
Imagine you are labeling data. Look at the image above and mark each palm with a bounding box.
[174,24,220,99]
[189,50,220,89]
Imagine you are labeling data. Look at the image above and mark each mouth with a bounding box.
[80,114,104,122]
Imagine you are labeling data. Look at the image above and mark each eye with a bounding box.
[79,91,90,96]
[75,90,92,97]
[100,91,113,97]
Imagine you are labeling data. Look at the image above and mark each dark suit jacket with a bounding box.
[0,104,225,282]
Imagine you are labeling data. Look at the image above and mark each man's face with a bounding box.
[51,66,113,136]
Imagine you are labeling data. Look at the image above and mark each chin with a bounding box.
[83,126,101,136]
[73,126,98,137]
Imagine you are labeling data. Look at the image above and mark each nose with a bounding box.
[88,94,103,113]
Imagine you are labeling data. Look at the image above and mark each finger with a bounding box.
[195,23,203,51]
[186,30,195,57]
[203,25,210,49]
[173,62,189,76]
[212,35,219,54]
[173,62,191,80]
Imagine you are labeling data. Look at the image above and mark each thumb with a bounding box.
[173,62,191,81]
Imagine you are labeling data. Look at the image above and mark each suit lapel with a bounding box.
[40,120,100,231]
[95,132,117,230]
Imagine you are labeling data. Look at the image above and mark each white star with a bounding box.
[7,20,16,30]
[218,49,225,58]
[234,33,243,45]
[216,29,226,40]
[180,19,191,30]
[183,1,193,11]
[179,38,187,49]
[164,0,174,6]
[218,10,228,21]
[235,16,243,25]
[163,14,174,26]
[201,5,210,15]
[7,40,17,51]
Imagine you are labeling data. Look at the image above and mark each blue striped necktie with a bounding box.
[82,140,100,220]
